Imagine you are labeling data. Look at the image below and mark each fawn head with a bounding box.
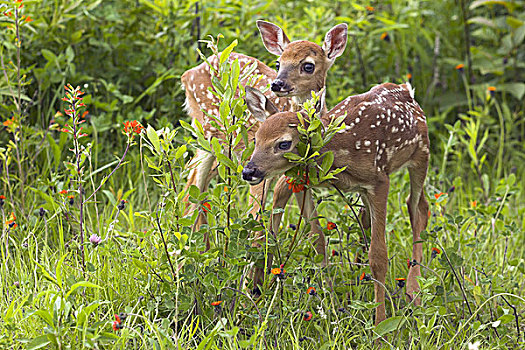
[242,87,315,184]
[256,21,347,102]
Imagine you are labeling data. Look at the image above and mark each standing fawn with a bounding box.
[243,83,430,325]
[181,21,348,260]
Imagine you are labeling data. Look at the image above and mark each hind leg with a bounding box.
[406,157,429,304]
[184,149,216,250]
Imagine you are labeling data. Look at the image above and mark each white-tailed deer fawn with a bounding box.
[243,82,430,325]
[181,21,348,257]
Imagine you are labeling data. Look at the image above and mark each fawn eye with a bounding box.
[275,61,280,71]
[302,62,315,73]
[278,141,292,150]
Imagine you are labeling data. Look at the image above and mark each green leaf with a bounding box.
[216,153,236,171]
[175,144,187,160]
[321,151,334,175]
[220,40,238,65]
[500,83,525,100]
[41,49,57,63]
[65,281,101,300]
[147,125,161,154]
[497,314,514,325]
[77,301,105,328]
[29,187,59,211]
[230,59,240,91]
[55,253,68,290]
[26,335,51,350]
[374,316,404,336]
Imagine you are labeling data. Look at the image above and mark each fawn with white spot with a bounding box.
[181,21,348,265]
[243,82,430,324]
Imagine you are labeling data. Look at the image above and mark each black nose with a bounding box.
[242,166,256,181]
[271,79,285,92]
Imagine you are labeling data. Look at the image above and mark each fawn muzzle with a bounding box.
[242,161,265,185]
[271,79,293,96]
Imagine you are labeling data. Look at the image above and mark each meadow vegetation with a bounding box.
[0,0,524,348]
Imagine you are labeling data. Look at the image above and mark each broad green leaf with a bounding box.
[26,335,51,350]
[41,49,57,62]
[175,144,187,160]
[147,125,161,154]
[375,316,404,336]
[321,151,334,174]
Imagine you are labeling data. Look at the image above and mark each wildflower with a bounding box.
[68,195,75,205]
[112,321,122,331]
[307,287,317,296]
[471,200,477,207]
[271,267,285,277]
[123,120,144,136]
[6,212,17,228]
[395,277,406,288]
[3,118,14,127]
[448,185,455,193]
[39,207,46,218]
[112,313,126,331]
[59,189,68,195]
[503,57,508,65]
[0,195,5,208]
[487,86,496,97]
[289,223,297,230]
[434,192,446,200]
[14,281,20,288]
[25,16,33,22]
[455,63,465,72]
[326,222,336,230]
[117,200,127,211]
[202,202,211,213]
[407,259,418,268]
[89,234,102,246]
[359,272,371,281]
[211,301,223,306]
[332,249,339,256]
[366,6,374,12]
[406,73,412,82]
[285,176,307,193]
[380,32,390,42]
[303,311,313,321]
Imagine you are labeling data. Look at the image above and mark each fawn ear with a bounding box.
[322,23,348,61]
[245,86,279,122]
[257,20,291,56]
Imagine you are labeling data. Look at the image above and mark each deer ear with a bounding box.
[257,20,291,56]
[245,86,279,122]
[322,23,348,61]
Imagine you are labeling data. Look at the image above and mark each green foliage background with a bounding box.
[0,0,524,349]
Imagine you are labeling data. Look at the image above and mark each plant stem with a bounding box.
[154,204,177,281]
[459,0,473,82]
[83,142,131,205]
